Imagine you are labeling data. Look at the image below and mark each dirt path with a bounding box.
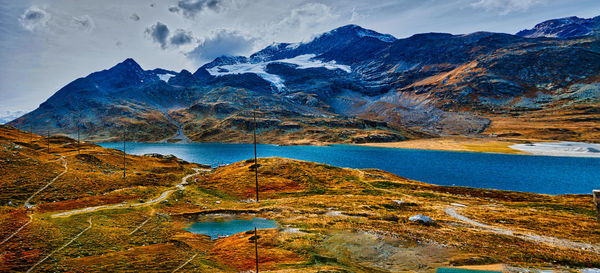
[24,156,67,207]
[128,217,152,235]
[172,253,198,273]
[51,168,205,218]
[444,206,600,253]
[0,214,33,246]
[26,217,93,273]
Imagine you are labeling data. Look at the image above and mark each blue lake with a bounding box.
[184,217,278,239]
[99,142,600,195]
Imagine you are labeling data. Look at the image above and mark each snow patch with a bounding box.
[275,54,351,73]
[355,28,396,43]
[510,141,600,158]
[157,73,175,83]
[206,54,351,90]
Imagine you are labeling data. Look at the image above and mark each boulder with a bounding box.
[408,214,433,223]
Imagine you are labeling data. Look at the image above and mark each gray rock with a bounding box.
[409,214,433,223]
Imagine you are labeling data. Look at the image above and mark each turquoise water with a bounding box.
[437,268,502,273]
[184,217,278,239]
[99,142,600,195]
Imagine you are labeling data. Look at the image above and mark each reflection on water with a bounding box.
[184,215,278,239]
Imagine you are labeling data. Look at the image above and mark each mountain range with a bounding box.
[9,15,600,144]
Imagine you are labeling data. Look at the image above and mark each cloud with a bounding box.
[145,22,170,49]
[19,6,51,32]
[186,30,255,64]
[470,0,546,15]
[170,29,195,46]
[72,15,95,32]
[274,3,338,40]
[174,0,222,18]
[130,13,140,21]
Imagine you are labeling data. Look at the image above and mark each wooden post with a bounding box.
[123,130,126,179]
[594,190,600,222]
[253,110,259,202]
[77,124,80,155]
[254,227,259,273]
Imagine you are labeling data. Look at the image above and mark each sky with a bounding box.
[1,0,599,114]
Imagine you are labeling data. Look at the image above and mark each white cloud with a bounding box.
[186,29,256,65]
[19,6,51,31]
[72,15,95,32]
[274,3,339,41]
[172,0,223,18]
[470,0,547,15]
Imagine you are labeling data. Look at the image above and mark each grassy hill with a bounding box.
[0,125,598,272]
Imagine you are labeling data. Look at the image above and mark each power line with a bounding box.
[123,129,126,179]
[77,124,80,155]
[254,227,259,273]
[253,109,259,203]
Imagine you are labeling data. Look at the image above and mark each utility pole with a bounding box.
[254,227,259,273]
[594,190,600,223]
[123,130,126,179]
[47,130,50,153]
[77,124,80,155]
[30,125,33,143]
[253,110,259,203]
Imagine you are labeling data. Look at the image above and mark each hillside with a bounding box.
[1,125,599,272]
[9,15,600,144]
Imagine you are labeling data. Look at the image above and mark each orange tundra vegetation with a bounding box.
[0,124,599,272]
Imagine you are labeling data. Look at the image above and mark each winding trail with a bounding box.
[51,168,204,218]
[445,206,600,253]
[172,253,198,273]
[128,217,152,236]
[26,217,93,273]
[24,156,67,207]
[0,214,33,246]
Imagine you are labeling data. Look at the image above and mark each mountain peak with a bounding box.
[516,15,600,38]
[112,58,143,71]
[115,58,143,67]
[323,24,397,43]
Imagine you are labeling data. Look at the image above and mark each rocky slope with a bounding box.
[10,15,600,143]
[517,15,600,38]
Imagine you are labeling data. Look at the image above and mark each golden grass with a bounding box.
[358,136,526,154]
[1,125,599,272]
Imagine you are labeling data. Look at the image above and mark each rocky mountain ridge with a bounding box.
[10,15,600,143]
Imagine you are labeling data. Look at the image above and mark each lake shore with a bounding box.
[357,136,527,155]
[358,136,600,158]
[510,141,600,158]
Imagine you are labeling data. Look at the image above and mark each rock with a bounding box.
[325,210,343,216]
[351,134,404,143]
[409,214,433,223]
[216,200,221,204]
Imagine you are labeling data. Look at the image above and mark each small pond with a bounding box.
[184,216,278,239]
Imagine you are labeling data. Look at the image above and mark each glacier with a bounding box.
[206,54,351,90]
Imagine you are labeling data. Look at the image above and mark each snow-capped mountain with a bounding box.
[516,15,600,38]
[0,111,26,124]
[10,17,600,143]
